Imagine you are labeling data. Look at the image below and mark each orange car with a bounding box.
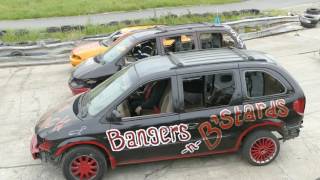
[70,25,158,66]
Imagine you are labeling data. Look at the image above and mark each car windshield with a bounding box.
[99,35,135,65]
[84,66,138,116]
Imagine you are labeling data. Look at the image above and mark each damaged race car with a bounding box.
[70,25,160,67]
[68,23,246,95]
[32,48,305,180]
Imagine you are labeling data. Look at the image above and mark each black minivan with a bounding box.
[32,49,305,180]
[69,23,246,94]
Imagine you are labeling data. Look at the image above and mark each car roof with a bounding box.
[131,29,162,39]
[169,48,246,67]
[130,23,232,39]
[169,48,274,68]
[155,23,229,32]
[119,25,159,33]
[134,48,276,78]
[134,56,176,78]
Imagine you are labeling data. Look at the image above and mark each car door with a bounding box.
[177,68,243,155]
[107,76,190,164]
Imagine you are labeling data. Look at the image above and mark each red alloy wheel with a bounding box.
[249,137,277,164]
[70,155,99,180]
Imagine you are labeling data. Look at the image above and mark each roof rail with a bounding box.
[201,22,214,27]
[230,48,266,61]
[154,23,224,34]
[229,47,250,59]
[155,26,168,32]
[201,22,224,27]
[168,49,267,68]
[168,52,183,67]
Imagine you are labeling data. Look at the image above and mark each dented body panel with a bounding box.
[32,49,305,170]
[69,23,246,95]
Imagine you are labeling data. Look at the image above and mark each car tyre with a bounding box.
[10,50,25,56]
[299,15,318,28]
[61,145,107,180]
[242,130,280,166]
[306,8,320,15]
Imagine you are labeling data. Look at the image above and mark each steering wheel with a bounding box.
[140,46,154,57]
[131,47,140,57]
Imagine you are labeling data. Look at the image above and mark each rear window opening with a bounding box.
[162,34,195,53]
[245,71,286,97]
[199,32,237,49]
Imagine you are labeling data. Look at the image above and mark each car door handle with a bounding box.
[187,123,199,129]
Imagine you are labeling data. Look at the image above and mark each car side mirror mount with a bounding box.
[111,110,122,121]
[116,58,125,67]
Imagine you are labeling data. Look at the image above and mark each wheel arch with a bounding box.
[235,120,283,149]
[54,138,117,169]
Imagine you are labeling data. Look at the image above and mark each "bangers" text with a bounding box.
[106,123,191,151]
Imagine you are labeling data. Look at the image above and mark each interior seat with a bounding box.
[141,82,172,115]
[117,100,131,117]
[160,89,172,113]
[160,84,173,113]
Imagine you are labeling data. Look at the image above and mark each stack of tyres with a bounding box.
[299,8,320,28]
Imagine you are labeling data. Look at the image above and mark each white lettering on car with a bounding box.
[106,123,191,152]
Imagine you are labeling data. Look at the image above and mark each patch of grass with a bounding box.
[0,0,240,20]
[244,26,262,33]
[263,9,289,17]
[0,10,288,43]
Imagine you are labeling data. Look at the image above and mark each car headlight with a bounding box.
[71,54,82,61]
[69,78,86,88]
[70,80,80,87]
[86,79,97,85]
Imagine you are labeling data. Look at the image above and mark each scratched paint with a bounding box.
[51,115,72,132]
[68,126,87,136]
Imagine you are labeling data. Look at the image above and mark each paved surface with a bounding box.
[0,0,319,30]
[0,28,320,179]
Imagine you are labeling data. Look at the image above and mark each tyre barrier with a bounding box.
[299,15,318,28]
[0,15,308,67]
[0,41,75,64]
[299,7,320,28]
[0,30,7,37]
[14,29,29,36]
[306,8,320,15]
[0,9,261,36]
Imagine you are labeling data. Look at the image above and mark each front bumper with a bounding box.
[70,86,90,95]
[30,134,39,159]
[70,55,84,67]
[68,78,90,95]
